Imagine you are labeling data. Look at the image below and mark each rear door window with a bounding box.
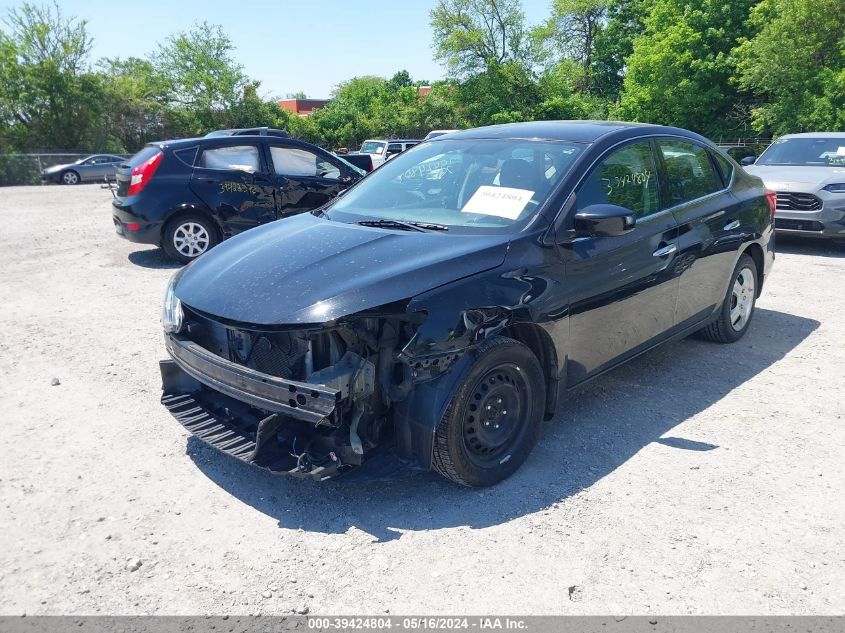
[269,146,340,179]
[575,141,660,218]
[199,145,261,172]
[657,140,721,206]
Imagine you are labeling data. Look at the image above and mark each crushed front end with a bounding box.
[160,301,426,480]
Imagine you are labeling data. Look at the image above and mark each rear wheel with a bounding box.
[61,170,80,185]
[698,253,758,343]
[163,214,218,263]
[432,336,545,487]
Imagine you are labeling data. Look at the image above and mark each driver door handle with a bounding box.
[652,243,677,257]
[723,219,740,231]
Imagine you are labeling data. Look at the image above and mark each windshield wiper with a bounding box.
[355,219,448,232]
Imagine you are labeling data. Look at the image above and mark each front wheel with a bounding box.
[61,170,80,185]
[162,215,218,264]
[432,336,545,487]
[698,253,758,343]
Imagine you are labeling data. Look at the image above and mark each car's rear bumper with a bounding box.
[112,199,163,244]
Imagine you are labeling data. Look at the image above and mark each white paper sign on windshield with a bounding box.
[461,186,535,220]
[837,147,845,156]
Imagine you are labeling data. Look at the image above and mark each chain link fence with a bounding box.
[0,153,94,187]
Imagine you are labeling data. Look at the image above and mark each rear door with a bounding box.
[265,142,349,219]
[189,142,276,236]
[654,138,742,329]
[562,140,680,385]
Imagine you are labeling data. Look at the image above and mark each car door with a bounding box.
[265,142,350,219]
[654,138,743,329]
[561,140,681,385]
[189,142,276,236]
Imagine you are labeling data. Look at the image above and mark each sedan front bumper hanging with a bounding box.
[164,333,341,424]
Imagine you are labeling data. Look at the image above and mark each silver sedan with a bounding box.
[744,133,845,240]
[41,154,127,185]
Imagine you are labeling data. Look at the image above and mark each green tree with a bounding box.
[591,0,650,100]
[430,0,529,77]
[619,0,759,136]
[533,0,610,92]
[97,57,168,152]
[153,21,249,135]
[735,0,845,135]
[0,1,103,150]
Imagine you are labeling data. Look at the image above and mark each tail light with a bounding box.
[127,150,163,196]
[764,191,776,220]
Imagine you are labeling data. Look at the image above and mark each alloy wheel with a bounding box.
[62,171,79,185]
[172,222,210,258]
[729,266,755,331]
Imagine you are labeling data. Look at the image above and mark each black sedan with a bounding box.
[112,135,365,263]
[158,121,775,486]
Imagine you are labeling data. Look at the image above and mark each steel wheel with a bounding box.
[432,336,545,486]
[62,171,79,185]
[730,266,755,331]
[462,364,529,467]
[172,222,210,258]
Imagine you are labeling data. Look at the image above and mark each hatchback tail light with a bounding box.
[127,150,163,196]
[764,191,776,220]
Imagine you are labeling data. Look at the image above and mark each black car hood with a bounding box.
[175,213,511,325]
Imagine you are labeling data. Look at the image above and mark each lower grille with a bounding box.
[776,192,822,211]
[163,393,257,460]
[775,218,825,232]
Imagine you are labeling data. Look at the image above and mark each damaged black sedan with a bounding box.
[160,121,774,486]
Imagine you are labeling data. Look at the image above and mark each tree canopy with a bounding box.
[0,0,842,159]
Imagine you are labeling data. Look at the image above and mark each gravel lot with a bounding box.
[1,184,844,616]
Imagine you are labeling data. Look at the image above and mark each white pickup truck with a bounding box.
[357,139,422,168]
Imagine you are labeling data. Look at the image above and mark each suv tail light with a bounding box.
[127,150,163,196]
[764,190,776,220]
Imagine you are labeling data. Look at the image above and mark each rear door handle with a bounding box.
[723,219,740,231]
[652,243,677,257]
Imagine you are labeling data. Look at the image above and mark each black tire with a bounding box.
[162,214,218,264]
[61,170,80,185]
[698,253,758,343]
[432,336,545,487]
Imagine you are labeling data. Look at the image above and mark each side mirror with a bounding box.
[573,204,636,237]
[740,155,756,166]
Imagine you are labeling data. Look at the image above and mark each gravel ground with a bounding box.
[1,184,844,616]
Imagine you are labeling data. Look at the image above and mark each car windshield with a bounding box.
[360,141,385,155]
[327,138,584,233]
[756,137,845,167]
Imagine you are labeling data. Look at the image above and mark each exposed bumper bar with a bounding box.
[164,333,340,424]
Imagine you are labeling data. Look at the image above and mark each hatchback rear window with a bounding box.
[129,146,161,168]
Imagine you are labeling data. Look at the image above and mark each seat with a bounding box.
[499,159,542,193]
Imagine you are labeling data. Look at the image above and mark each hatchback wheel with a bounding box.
[432,336,545,487]
[61,170,80,185]
[163,215,218,263]
[698,253,758,343]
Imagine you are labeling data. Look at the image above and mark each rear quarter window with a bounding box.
[711,151,735,186]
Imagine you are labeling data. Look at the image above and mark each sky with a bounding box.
[0,0,552,99]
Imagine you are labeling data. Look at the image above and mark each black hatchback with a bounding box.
[159,121,775,486]
[112,134,365,263]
